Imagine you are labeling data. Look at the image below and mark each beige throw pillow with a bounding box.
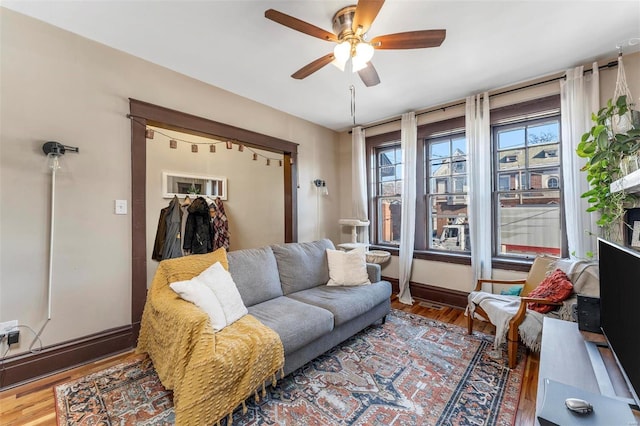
[326,247,371,286]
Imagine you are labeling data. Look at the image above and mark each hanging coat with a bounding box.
[162,196,183,260]
[211,197,230,251]
[183,197,212,254]
[152,205,170,261]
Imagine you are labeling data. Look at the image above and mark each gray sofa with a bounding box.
[227,238,392,374]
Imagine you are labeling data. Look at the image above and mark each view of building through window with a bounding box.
[375,145,402,245]
[494,117,562,257]
[427,134,469,252]
[368,104,563,261]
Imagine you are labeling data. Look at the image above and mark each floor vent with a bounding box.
[418,301,445,310]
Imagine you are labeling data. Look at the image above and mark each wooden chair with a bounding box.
[467,255,561,368]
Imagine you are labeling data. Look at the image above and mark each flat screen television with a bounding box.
[598,238,640,407]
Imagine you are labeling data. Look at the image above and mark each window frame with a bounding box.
[364,95,565,270]
[490,95,567,262]
[366,117,471,265]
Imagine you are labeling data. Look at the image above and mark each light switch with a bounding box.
[115,200,128,215]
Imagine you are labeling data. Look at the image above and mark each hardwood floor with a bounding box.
[0,297,539,425]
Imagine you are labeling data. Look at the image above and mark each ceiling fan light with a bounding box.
[333,41,351,65]
[355,42,374,63]
[352,57,368,72]
[331,58,346,71]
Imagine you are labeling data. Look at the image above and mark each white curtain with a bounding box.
[351,126,369,244]
[560,63,600,258]
[467,93,492,286]
[398,112,417,305]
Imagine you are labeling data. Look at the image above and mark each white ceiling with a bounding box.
[3,1,639,132]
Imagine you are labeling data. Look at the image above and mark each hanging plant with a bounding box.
[576,95,640,239]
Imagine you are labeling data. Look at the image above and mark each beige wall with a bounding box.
[0,8,339,354]
[146,127,285,286]
[338,52,640,292]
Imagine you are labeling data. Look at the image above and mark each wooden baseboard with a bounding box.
[0,325,135,390]
[384,277,468,308]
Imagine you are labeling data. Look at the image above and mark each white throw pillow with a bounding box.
[199,262,248,325]
[326,247,371,286]
[170,279,227,332]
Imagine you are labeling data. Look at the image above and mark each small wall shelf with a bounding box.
[610,168,640,195]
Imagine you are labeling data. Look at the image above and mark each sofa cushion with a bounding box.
[326,247,371,286]
[286,281,392,326]
[271,239,335,295]
[161,247,229,284]
[228,246,283,306]
[248,297,334,354]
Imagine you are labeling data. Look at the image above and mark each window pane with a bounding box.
[498,127,525,150]
[380,166,395,181]
[395,164,403,180]
[497,148,525,171]
[430,159,447,177]
[498,171,527,190]
[379,149,394,165]
[527,143,560,167]
[496,192,561,257]
[395,181,403,195]
[452,137,467,155]
[380,181,396,196]
[528,168,560,189]
[528,121,559,145]
[430,177,449,194]
[429,195,469,252]
[379,197,402,245]
[452,176,467,193]
[451,156,467,175]
[430,140,450,159]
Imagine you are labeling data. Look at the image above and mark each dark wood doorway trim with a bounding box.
[128,99,299,337]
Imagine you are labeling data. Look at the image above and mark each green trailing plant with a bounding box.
[576,95,640,239]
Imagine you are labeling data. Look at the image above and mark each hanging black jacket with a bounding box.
[183,197,212,254]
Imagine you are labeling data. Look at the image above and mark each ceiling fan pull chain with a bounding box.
[350,84,356,126]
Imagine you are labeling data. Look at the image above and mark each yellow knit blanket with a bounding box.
[137,249,285,425]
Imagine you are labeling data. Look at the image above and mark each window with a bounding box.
[493,116,562,258]
[426,134,469,252]
[374,144,402,245]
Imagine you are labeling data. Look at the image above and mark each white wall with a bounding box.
[0,8,339,355]
[338,52,640,292]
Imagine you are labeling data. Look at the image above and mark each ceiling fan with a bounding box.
[265,0,446,87]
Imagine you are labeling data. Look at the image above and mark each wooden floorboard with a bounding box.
[0,297,538,425]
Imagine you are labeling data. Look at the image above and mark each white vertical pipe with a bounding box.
[29,156,56,351]
[47,163,56,320]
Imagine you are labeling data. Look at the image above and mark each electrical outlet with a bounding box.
[7,330,19,345]
[0,320,18,335]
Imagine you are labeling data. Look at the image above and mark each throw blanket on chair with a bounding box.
[468,292,544,352]
[137,252,285,426]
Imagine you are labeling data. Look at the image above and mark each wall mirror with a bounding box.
[162,171,227,200]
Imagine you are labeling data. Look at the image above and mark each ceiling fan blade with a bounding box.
[371,30,446,49]
[352,0,385,35]
[358,62,381,87]
[265,9,337,42]
[291,53,335,79]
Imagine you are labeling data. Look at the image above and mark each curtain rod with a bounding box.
[353,59,618,133]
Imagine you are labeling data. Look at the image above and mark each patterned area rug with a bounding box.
[55,310,525,425]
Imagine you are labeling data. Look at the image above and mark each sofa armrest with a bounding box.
[366,263,381,282]
[137,266,213,391]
